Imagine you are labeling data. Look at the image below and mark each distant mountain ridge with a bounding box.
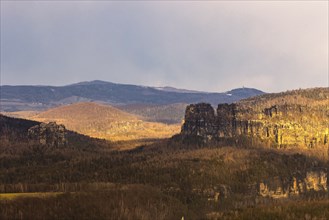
[0,80,264,111]
[153,86,207,94]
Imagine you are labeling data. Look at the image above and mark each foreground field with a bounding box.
[0,192,63,200]
[1,189,329,220]
[0,185,188,220]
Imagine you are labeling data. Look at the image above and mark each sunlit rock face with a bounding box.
[305,171,328,191]
[28,122,67,147]
[259,171,327,199]
[180,88,329,149]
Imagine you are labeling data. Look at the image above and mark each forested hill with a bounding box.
[1,80,264,111]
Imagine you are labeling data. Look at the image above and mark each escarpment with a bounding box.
[181,88,329,149]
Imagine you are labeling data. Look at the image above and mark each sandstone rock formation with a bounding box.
[180,88,329,149]
[182,103,218,140]
[28,122,67,147]
[259,170,328,199]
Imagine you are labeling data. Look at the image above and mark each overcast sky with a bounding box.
[1,1,328,92]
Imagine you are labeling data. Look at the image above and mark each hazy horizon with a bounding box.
[2,79,329,95]
[1,1,328,93]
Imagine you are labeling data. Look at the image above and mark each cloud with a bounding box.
[1,1,328,92]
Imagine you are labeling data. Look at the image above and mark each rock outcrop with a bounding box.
[28,122,67,147]
[182,103,218,141]
[259,170,328,199]
[180,88,329,149]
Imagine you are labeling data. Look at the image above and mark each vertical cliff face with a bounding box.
[180,88,329,149]
[181,103,218,140]
[217,104,236,137]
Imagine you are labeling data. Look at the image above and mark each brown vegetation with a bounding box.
[0,185,190,220]
[4,102,181,142]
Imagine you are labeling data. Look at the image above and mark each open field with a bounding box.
[0,192,63,200]
[0,185,190,220]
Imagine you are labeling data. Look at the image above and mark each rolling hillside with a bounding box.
[0,80,264,111]
[22,102,181,142]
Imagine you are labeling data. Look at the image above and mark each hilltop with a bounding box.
[33,102,138,123]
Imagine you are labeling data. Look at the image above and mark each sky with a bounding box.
[1,1,328,93]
